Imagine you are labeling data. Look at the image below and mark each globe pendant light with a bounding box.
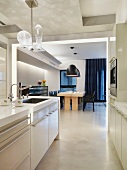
[17,0,44,51]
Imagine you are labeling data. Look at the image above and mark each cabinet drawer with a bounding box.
[32,107,49,122]
[19,156,30,170]
[49,109,58,147]
[0,118,30,143]
[50,102,58,112]
[0,129,30,170]
[15,155,30,170]
[31,115,48,170]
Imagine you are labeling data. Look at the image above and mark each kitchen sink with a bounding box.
[23,98,48,104]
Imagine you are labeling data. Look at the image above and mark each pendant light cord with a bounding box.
[31,2,34,46]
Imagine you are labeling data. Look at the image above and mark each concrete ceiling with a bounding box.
[41,41,107,61]
[0,0,118,38]
[0,0,117,61]
[80,0,119,17]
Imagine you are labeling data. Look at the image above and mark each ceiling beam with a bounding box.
[82,14,116,26]
[43,31,115,42]
[0,25,21,34]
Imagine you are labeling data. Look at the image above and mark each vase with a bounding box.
[42,83,46,86]
[38,81,42,85]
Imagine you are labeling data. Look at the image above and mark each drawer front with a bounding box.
[49,109,59,147]
[31,116,48,170]
[0,115,30,133]
[0,129,30,170]
[50,102,58,113]
[19,156,30,170]
[32,107,49,122]
[15,155,31,170]
[0,118,30,143]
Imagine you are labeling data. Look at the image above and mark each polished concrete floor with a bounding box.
[36,103,123,170]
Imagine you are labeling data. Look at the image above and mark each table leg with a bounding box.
[64,96,70,111]
[72,97,78,111]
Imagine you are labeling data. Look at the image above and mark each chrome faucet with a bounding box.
[18,85,31,99]
[8,84,18,101]
[8,84,31,101]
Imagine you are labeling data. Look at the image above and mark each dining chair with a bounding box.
[54,91,57,96]
[49,91,54,96]
[83,91,95,112]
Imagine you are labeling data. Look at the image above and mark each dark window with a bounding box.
[60,70,76,92]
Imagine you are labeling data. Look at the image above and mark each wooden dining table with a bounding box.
[57,91,85,111]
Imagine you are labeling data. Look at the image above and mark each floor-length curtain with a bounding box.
[85,59,106,102]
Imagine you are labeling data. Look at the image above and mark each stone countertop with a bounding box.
[0,96,59,128]
[114,102,127,118]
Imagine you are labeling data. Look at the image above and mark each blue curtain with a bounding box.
[85,59,106,102]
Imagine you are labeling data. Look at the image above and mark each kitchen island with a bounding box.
[0,96,60,170]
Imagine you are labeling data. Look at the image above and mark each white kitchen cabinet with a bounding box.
[110,105,116,145]
[122,116,127,170]
[18,156,31,170]
[31,115,49,170]
[49,109,59,147]
[115,109,122,160]
[31,102,59,169]
[0,129,30,170]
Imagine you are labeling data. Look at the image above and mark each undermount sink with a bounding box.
[23,98,48,104]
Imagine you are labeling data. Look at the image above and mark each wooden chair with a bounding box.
[83,91,95,112]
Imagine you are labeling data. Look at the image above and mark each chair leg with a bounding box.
[83,103,84,111]
[83,102,86,111]
[93,102,94,112]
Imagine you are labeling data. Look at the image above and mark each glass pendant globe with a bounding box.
[35,24,43,50]
[17,31,32,47]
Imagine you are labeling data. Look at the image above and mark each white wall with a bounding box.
[116,0,127,23]
[17,61,60,93]
[59,60,86,92]
[110,41,116,59]
[44,68,60,91]
[17,61,45,86]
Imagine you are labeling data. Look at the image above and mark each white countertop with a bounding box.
[0,96,59,128]
[114,102,127,117]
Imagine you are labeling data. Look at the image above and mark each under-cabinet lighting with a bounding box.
[18,61,46,71]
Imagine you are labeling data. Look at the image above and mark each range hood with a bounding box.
[17,47,61,70]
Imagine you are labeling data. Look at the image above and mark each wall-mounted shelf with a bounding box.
[22,86,48,96]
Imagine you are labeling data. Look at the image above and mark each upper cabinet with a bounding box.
[0,47,6,98]
[116,23,127,101]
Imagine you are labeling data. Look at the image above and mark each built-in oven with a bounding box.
[110,59,117,96]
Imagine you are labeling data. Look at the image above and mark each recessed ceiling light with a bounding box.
[70,47,74,49]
